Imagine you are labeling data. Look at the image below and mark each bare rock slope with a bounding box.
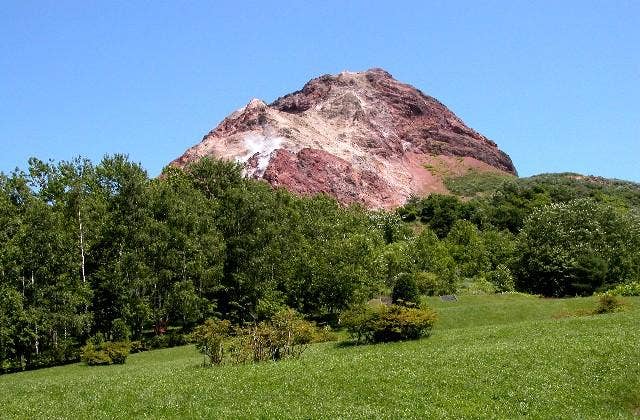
[171,68,516,208]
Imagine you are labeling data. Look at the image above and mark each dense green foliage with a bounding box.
[1,294,639,419]
[406,172,640,234]
[0,156,384,372]
[191,318,230,365]
[397,173,640,298]
[515,199,640,296]
[228,309,317,363]
[1,155,639,372]
[391,273,420,305]
[602,281,640,296]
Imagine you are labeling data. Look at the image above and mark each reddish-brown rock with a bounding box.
[171,68,516,208]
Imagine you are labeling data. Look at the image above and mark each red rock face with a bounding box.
[171,68,516,209]
[263,148,397,208]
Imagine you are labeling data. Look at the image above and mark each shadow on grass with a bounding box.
[333,340,359,349]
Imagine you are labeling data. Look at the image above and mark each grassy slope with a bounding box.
[2,295,639,419]
[443,169,513,198]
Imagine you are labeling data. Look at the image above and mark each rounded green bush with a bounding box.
[342,304,437,344]
[392,273,420,306]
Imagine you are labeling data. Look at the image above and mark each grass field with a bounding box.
[1,294,639,419]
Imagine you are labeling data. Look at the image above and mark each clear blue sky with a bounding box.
[1,1,638,181]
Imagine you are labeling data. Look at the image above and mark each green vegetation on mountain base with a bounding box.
[1,155,640,373]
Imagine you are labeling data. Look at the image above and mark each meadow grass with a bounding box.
[1,294,639,419]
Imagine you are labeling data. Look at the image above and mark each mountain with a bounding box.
[171,68,516,208]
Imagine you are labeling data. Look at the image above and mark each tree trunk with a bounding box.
[78,208,86,284]
[34,324,39,355]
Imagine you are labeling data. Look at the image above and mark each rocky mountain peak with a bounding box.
[171,69,516,209]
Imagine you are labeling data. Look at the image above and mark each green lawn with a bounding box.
[2,295,639,419]
[424,293,602,330]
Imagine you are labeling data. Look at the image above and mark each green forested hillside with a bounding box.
[1,156,639,373]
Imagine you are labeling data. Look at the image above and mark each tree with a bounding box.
[380,241,415,287]
[417,194,467,238]
[446,220,490,278]
[486,180,551,233]
[514,199,640,296]
[90,155,153,336]
[0,286,36,371]
[411,228,458,291]
[392,273,420,305]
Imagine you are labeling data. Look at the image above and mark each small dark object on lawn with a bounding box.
[440,295,458,302]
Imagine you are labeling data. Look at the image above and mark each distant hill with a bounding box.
[444,171,640,208]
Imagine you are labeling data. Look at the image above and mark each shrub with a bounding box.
[342,304,437,344]
[103,342,130,364]
[414,271,453,296]
[129,340,148,354]
[312,325,339,343]
[81,340,130,366]
[486,265,515,292]
[602,281,640,297]
[340,304,377,344]
[392,273,420,306]
[110,318,131,342]
[168,332,190,347]
[90,332,105,347]
[193,309,321,366]
[81,343,111,366]
[143,332,190,350]
[234,309,316,363]
[192,319,231,366]
[594,295,626,314]
[145,334,170,349]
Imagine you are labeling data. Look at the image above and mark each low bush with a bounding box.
[128,340,148,354]
[81,343,111,366]
[144,332,190,350]
[192,308,323,366]
[594,295,626,314]
[342,304,437,344]
[81,340,130,366]
[145,334,169,350]
[414,271,454,296]
[231,309,316,363]
[602,281,640,297]
[168,332,190,347]
[104,342,130,364]
[192,319,231,366]
[312,325,339,343]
